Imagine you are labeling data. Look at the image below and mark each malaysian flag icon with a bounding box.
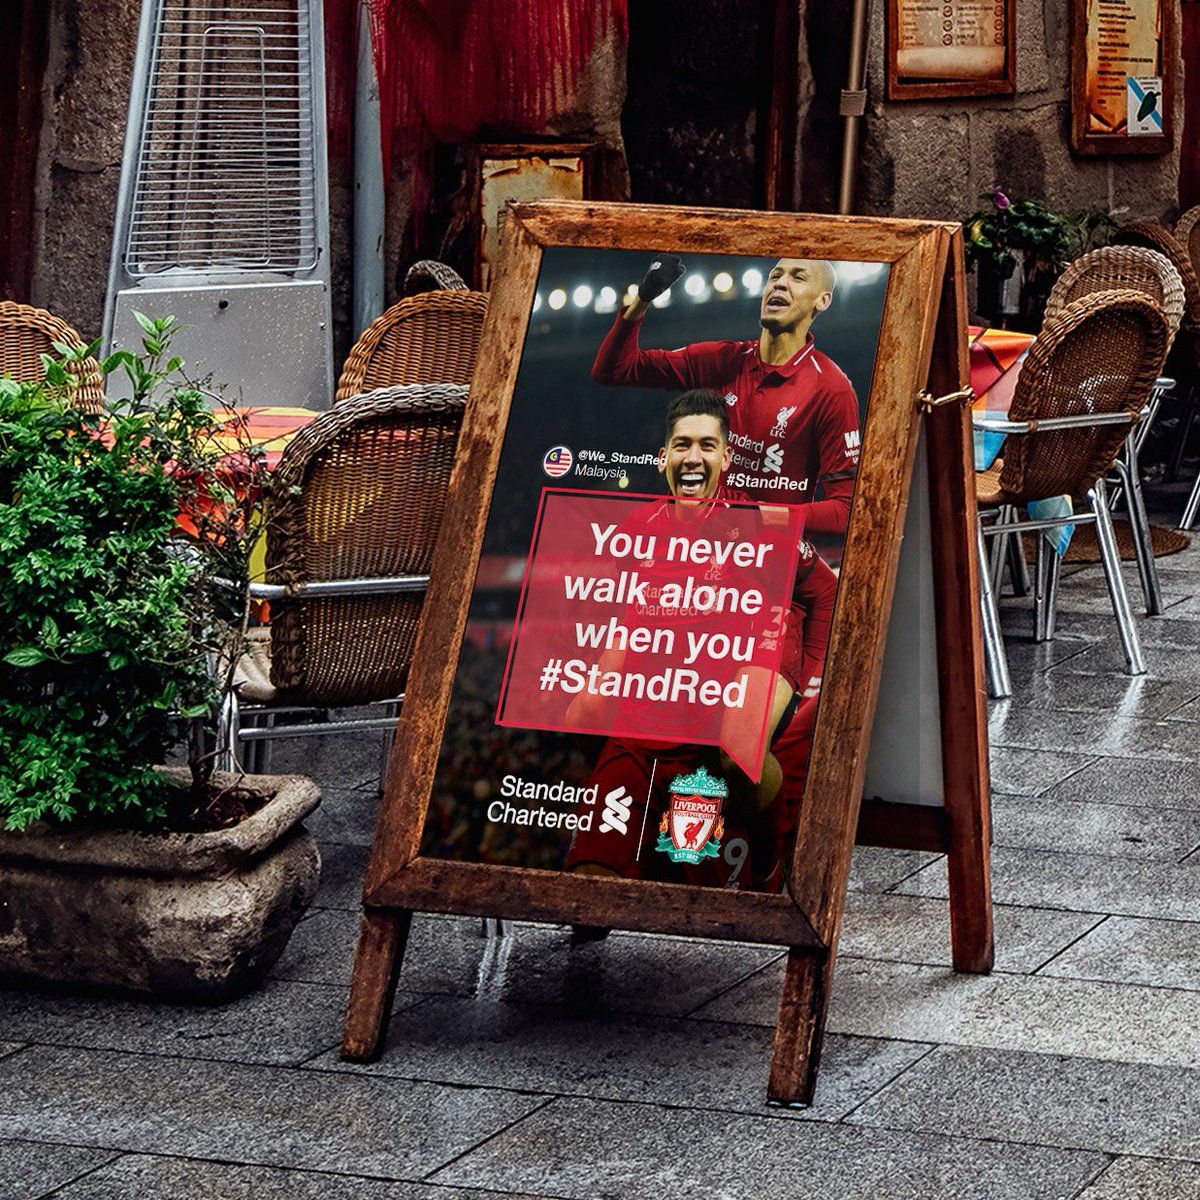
[543,446,573,477]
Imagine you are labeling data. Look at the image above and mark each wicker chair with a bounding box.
[1044,245,1184,339]
[0,301,104,413]
[218,382,468,770]
[974,290,1169,697]
[1041,245,1184,614]
[1173,208,1200,529]
[1109,222,1200,478]
[1176,206,1200,275]
[334,261,488,401]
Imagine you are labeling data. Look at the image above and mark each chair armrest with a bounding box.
[972,412,1139,435]
[249,575,431,601]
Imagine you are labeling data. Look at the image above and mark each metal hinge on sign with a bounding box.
[916,387,975,413]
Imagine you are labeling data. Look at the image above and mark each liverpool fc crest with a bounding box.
[655,766,727,864]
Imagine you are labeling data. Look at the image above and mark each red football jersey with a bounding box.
[593,314,861,534]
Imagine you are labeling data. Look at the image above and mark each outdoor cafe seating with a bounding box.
[1041,244,1185,616]
[218,382,469,773]
[974,289,1170,699]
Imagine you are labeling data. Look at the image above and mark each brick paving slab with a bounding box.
[0,1046,546,1181]
[429,1096,1109,1200]
[309,996,931,1122]
[0,1140,116,1200]
[1037,915,1200,990]
[848,1044,1200,1161]
[48,1155,532,1200]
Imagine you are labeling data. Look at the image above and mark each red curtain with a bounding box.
[367,0,627,172]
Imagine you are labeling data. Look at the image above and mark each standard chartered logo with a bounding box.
[598,785,633,834]
[764,443,784,474]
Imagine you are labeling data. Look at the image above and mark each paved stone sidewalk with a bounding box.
[3,492,1200,1199]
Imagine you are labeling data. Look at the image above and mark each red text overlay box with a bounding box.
[496,489,804,777]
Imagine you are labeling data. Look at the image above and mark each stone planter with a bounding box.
[0,771,321,1000]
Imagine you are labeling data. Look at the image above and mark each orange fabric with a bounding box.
[969,325,1035,417]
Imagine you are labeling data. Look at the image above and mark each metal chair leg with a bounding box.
[979,523,1012,698]
[217,689,239,773]
[1044,549,1060,641]
[1167,385,1198,484]
[1182,466,1200,531]
[1089,483,1146,676]
[1114,431,1163,615]
[1005,509,1031,597]
[1033,534,1051,642]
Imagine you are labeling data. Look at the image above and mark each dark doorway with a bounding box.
[622,0,785,209]
[0,1,49,300]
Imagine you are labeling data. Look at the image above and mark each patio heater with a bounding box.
[103,0,333,409]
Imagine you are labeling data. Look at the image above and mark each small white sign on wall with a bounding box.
[1127,76,1164,135]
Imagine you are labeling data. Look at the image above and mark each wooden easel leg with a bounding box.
[767,947,831,1107]
[342,907,412,1061]
[947,809,994,972]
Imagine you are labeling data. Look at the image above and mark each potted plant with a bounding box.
[962,188,1116,330]
[0,317,320,999]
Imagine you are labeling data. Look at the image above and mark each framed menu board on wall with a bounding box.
[1070,0,1175,154]
[887,0,1016,99]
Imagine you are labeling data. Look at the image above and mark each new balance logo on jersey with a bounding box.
[598,786,633,835]
[724,391,738,407]
[770,405,797,438]
[764,443,784,474]
[844,430,861,459]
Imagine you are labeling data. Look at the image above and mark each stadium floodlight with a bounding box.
[572,284,594,308]
[548,288,567,310]
[713,271,734,293]
[742,268,763,293]
[684,274,706,297]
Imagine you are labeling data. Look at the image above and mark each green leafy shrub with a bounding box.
[0,316,266,830]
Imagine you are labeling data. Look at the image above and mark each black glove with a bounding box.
[637,254,685,304]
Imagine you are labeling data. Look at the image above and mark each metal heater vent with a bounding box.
[123,1,318,278]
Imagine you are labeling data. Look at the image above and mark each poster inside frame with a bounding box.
[344,201,966,1102]
[887,0,1016,100]
[1070,0,1174,155]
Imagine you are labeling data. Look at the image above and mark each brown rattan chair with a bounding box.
[1044,245,1184,340]
[334,261,488,401]
[218,382,468,770]
[1174,208,1200,529]
[1175,206,1200,276]
[1042,246,1184,614]
[0,301,104,413]
[974,290,1169,697]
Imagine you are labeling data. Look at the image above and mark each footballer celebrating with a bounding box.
[592,255,860,537]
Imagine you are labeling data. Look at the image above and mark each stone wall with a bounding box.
[32,0,141,339]
[28,0,1187,347]
[803,0,1184,224]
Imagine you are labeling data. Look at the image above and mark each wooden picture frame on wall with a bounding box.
[468,143,594,290]
[342,200,988,1104]
[887,0,1017,100]
[1070,0,1175,155]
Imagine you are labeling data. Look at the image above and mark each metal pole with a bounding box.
[353,0,385,335]
[837,0,871,215]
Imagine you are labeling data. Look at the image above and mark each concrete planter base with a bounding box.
[0,771,321,1000]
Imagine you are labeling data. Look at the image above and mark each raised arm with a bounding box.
[592,253,694,389]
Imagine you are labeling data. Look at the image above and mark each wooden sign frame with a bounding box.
[1070,0,1175,155]
[343,201,991,1106]
[887,0,1017,101]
